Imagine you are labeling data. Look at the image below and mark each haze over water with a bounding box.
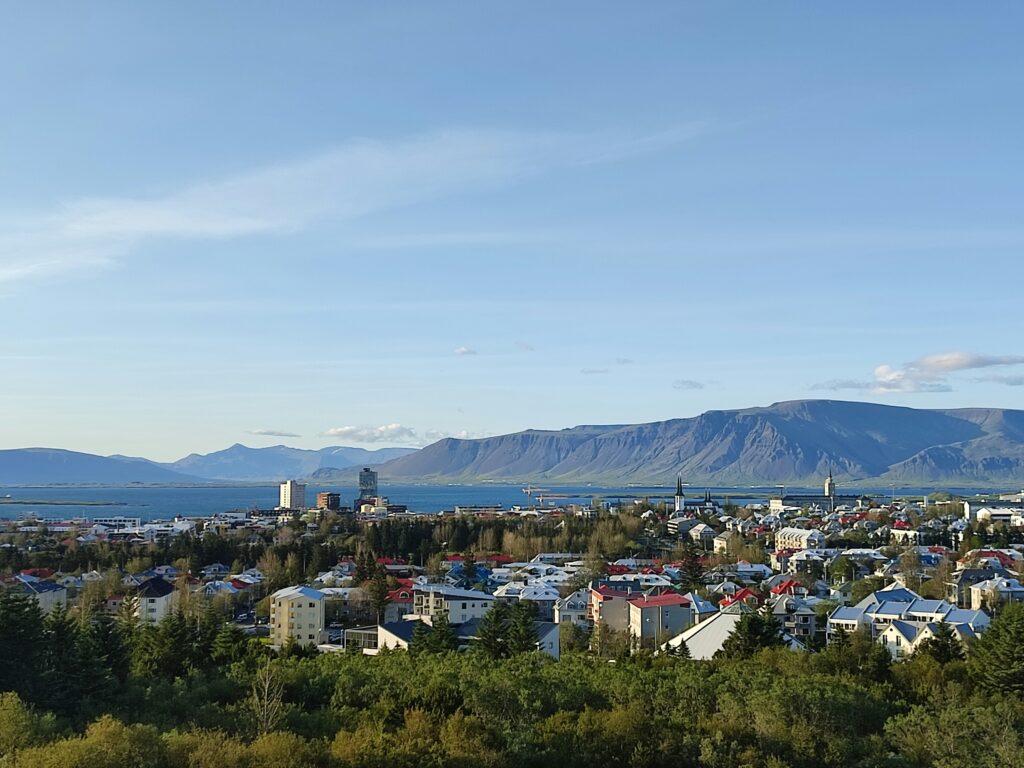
[0,483,1003,522]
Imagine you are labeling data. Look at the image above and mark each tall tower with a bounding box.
[824,466,835,512]
[674,474,685,513]
[359,467,378,500]
[279,480,306,510]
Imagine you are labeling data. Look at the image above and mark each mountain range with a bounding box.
[3,401,1024,486]
[372,400,1024,485]
[0,445,416,485]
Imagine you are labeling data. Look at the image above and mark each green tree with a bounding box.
[0,592,45,702]
[507,601,539,654]
[428,612,458,653]
[474,602,509,659]
[367,570,390,623]
[716,611,784,659]
[914,621,965,665]
[969,602,1024,694]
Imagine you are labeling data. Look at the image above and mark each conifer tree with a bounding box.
[0,592,45,702]
[969,602,1024,694]
[507,601,539,654]
[474,603,509,659]
[716,611,784,659]
[914,621,965,665]
[429,611,458,653]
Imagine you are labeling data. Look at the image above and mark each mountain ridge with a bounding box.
[373,400,1024,485]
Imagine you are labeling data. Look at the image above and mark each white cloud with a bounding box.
[422,429,487,441]
[813,352,1024,394]
[247,428,302,438]
[454,346,477,356]
[0,124,707,285]
[672,379,704,390]
[320,424,418,444]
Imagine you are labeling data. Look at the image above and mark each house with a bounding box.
[383,586,414,623]
[12,577,67,614]
[878,620,975,660]
[969,576,1024,611]
[768,594,817,641]
[375,616,561,658]
[201,563,230,580]
[775,527,827,550]
[554,589,591,627]
[689,523,717,549]
[202,580,240,598]
[827,584,990,643]
[135,577,177,624]
[628,593,691,649]
[493,582,560,620]
[412,585,495,623]
[269,585,326,647]
[945,568,1008,607]
[681,592,718,623]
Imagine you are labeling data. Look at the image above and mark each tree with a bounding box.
[0,592,45,702]
[0,692,55,759]
[914,621,965,665]
[410,620,432,655]
[716,611,784,659]
[474,602,509,659]
[668,638,691,659]
[429,611,458,653]
[969,601,1024,694]
[850,576,887,605]
[461,550,478,585]
[249,659,286,735]
[367,570,390,623]
[507,601,539,654]
[675,540,706,592]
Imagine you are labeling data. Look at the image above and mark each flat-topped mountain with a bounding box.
[374,400,1024,485]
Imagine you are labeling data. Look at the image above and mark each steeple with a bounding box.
[824,465,836,512]
[674,474,684,513]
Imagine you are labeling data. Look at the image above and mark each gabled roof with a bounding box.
[137,577,175,598]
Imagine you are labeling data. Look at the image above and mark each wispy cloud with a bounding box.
[0,124,707,285]
[248,428,302,438]
[422,429,488,442]
[454,346,477,356]
[320,424,418,444]
[580,368,609,375]
[319,423,485,445]
[978,374,1024,387]
[672,379,705,390]
[813,352,1024,394]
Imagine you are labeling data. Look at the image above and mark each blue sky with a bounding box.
[2,3,1023,460]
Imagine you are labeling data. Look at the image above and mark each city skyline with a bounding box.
[2,3,1024,461]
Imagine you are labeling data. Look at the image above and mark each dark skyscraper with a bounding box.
[359,467,378,500]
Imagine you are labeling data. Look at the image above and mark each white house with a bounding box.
[135,576,177,624]
[412,585,495,623]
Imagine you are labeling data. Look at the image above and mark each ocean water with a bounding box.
[0,483,1003,522]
